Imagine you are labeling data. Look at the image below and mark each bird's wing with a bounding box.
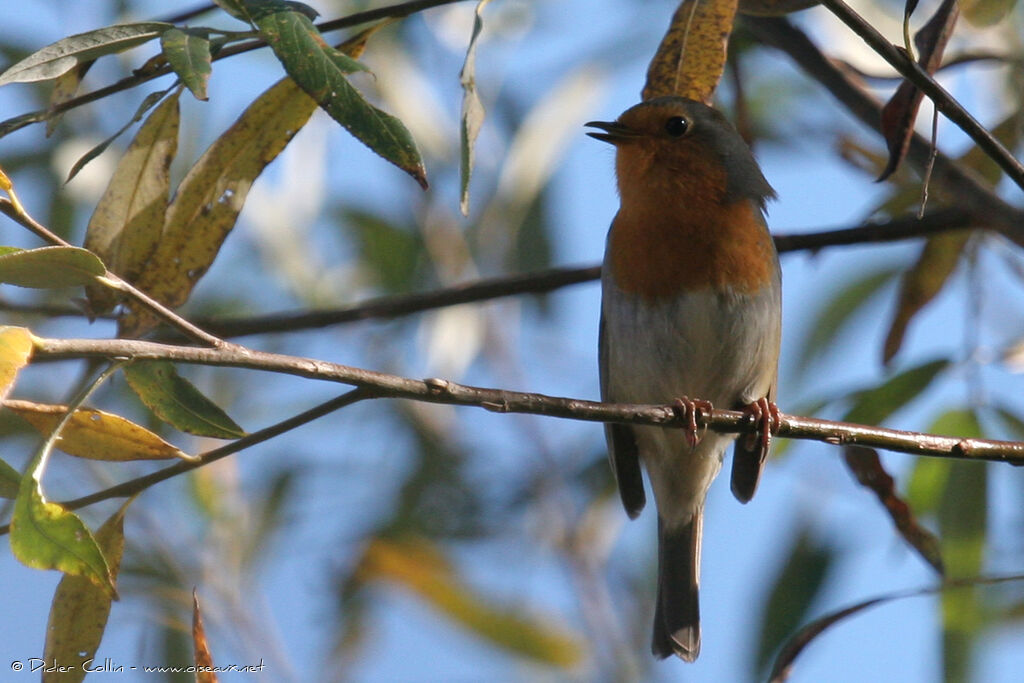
[600,311,646,518]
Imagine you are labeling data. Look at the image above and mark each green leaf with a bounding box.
[213,0,250,22]
[798,268,898,374]
[906,458,951,517]
[84,89,180,314]
[66,87,175,182]
[0,22,172,86]
[42,499,132,683]
[160,29,212,101]
[0,457,19,498]
[124,361,245,439]
[843,358,949,425]
[459,0,492,215]
[754,529,834,676]
[939,455,987,681]
[10,465,114,597]
[119,74,318,336]
[249,1,428,188]
[993,405,1024,440]
[345,209,423,292]
[0,246,105,288]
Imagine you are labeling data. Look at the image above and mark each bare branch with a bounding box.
[31,336,1024,465]
[0,387,375,536]
[819,0,1024,191]
[742,17,1024,247]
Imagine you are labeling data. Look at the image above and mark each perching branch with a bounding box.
[31,336,1024,465]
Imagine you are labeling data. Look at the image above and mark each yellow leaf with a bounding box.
[642,0,739,103]
[0,326,34,401]
[6,399,191,461]
[120,77,318,337]
[43,500,132,683]
[360,537,582,667]
[84,89,181,314]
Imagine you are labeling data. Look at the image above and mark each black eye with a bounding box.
[664,116,689,137]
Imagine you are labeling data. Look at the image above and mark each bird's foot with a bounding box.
[672,397,714,448]
[741,397,781,455]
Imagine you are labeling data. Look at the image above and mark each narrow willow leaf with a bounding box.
[214,0,250,22]
[939,456,987,681]
[754,530,834,676]
[0,457,19,498]
[0,23,172,86]
[119,77,318,336]
[46,61,93,137]
[124,361,245,439]
[10,469,114,597]
[192,591,218,680]
[66,88,174,182]
[0,326,34,400]
[883,231,968,364]
[844,445,944,574]
[843,358,949,426]
[6,399,191,461]
[0,246,105,288]
[458,0,492,216]
[251,2,428,188]
[360,536,582,666]
[84,90,180,314]
[642,0,739,103]
[962,0,1018,26]
[42,499,132,683]
[798,268,898,374]
[161,29,212,101]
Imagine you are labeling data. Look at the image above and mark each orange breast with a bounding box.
[606,199,776,300]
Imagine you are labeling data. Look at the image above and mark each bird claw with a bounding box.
[742,397,780,455]
[672,397,714,448]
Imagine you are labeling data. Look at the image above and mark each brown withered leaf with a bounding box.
[843,445,944,574]
[192,590,219,683]
[643,0,739,103]
[878,0,959,181]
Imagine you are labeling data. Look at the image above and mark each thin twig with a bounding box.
[819,0,1024,192]
[0,209,976,336]
[190,208,974,337]
[741,16,1024,247]
[0,0,473,140]
[0,387,375,535]
[30,336,1024,464]
[0,199,225,348]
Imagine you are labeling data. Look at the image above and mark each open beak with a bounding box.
[585,120,638,145]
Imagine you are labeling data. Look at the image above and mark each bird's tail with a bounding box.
[652,511,703,661]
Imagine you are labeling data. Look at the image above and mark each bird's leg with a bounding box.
[672,397,714,448]
[741,397,780,455]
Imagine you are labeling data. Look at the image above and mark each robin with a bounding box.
[586,96,782,661]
